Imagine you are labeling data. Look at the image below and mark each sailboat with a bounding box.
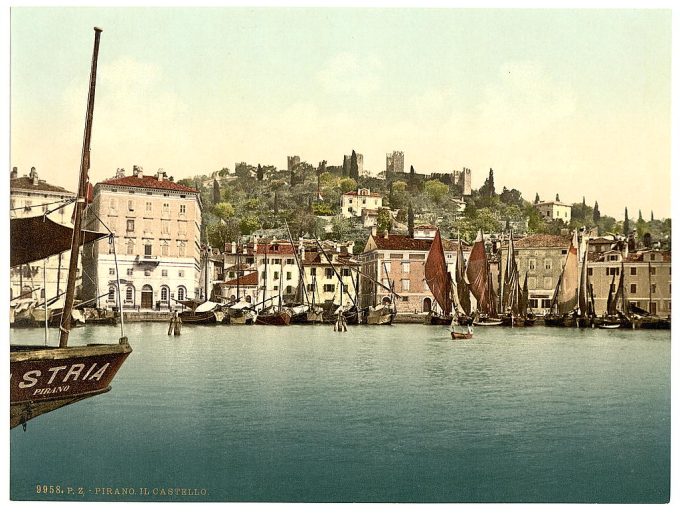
[544,231,580,327]
[500,232,534,327]
[10,28,132,430]
[424,229,453,325]
[365,261,397,325]
[466,231,502,326]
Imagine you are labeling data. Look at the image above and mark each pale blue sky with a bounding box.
[10,7,671,218]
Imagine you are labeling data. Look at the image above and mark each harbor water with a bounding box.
[10,323,670,503]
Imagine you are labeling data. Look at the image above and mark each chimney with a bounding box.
[231,241,236,254]
[156,168,165,182]
[253,236,258,253]
[115,167,126,179]
[133,165,143,178]
[371,226,377,237]
[30,166,38,185]
[10,167,18,180]
[383,230,389,239]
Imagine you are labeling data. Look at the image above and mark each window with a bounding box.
[161,241,169,256]
[402,279,410,291]
[630,267,637,276]
[543,277,553,290]
[125,286,134,302]
[127,268,133,276]
[529,299,539,309]
[108,287,115,301]
[307,284,315,292]
[145,201,152,213]
[109,198,117,211]
[128,200,135,211]
[162,270,168,277]
[273,271,279,280]
[544,259,552,271]
[650,302,657,315]
[160,286,169,302]
[528,259,536,271]
[587,268,593,276]
[178,271,184,278]
[384,261,391,273]
[178,222,187,235]
[562,249,568,255]
[651,284,657,294]
[650,267,656,276]
[342,268,351,276]
[177,286,186,301]
[606,267,620,276]
[126,240,135,255]
[286,272,292,280]
[162,220,170,234]
[178,242,186,257]
[310,267,316,276]
[286,259,294,265]
[162,203,170,216]
[402,262,410,273]
[144,270,151,277]
[109,268,115,275]
[179,204,186,215]
[126,220,135,232]
[144,243,152,257]
[630,284,637,294]
[650,253,656,261]
[285,286,293,294]
[324,284,335,293]
[273,285,279,291]
[325,268,333,279]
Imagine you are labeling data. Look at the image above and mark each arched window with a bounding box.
[160,286,170,302]
[177,286,186,301]
[423,297,432,313]
[126,239,135,255]
[125,286,134,302]
[108,287,116,302]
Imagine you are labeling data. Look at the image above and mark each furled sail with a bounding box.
[519,272,529,316]
[502,232,521,315]
[578,237,589,315]
[424,229,451,316]
[10,215,107,268]
[455,237,471,316]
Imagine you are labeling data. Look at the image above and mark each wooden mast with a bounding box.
[60,27,102,348]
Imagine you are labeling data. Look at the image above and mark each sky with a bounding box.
[9,6,672,220]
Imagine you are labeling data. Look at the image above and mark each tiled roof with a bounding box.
[223,271,258,286]
[100,175,198,193]
[514,234,571,249]
[255,243,295,255]
[10,177,74,195]
[343,191,382,197]
[369,233,471,252]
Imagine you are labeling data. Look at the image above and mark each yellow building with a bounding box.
[83,167,202,310]
[535,200,572,224]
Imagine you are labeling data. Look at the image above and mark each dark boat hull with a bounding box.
[179,310,222,324]
[451,331,473,340]
[255,311,292,326]
[10,341,132,429]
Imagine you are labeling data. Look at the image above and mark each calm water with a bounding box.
[10,323,670,503]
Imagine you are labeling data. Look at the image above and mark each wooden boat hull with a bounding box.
[255,311,292,326]
[544,314,577,327]
[428,313,452,325]
[451,331,473,340]
[365,308,395,325]
[179,310,223,324]
[226,310,257,325]
[598,322,621,329]
[500,315,536,327]
[473,318,503,326]
[10,341,132,429]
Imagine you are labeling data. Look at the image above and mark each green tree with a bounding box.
[212,202,235,220]
[593,201,601,224]
[206,219,240,248]
[256,164,263,181]
[534,193,540,204]
[339,177,358,193]
[423,179,449,205]
[623,207,630,235]
[499,187,523,207]
[212,179,221,204]
[239,215,261,235]
[407,203,415,237]
[377,208,392,234]
[331,216,353,241]
[350,150,359,180]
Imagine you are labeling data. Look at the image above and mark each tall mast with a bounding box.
[60,27,102,348]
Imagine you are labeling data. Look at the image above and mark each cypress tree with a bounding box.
[593,201,600,224]
[409,165,415,187]
[638,209,643,223]
[623,207,630,235]
[534,193,540,204]
[651,211,654,221]
[407,203,414,238]
[257,164,263,181]
[555,193,560,202]
[212,179,220,204]
[488,168,496,196]
[350,150,359,180]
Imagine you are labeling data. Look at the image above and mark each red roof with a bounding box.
[223,271,258,286]
[255,243,295,255]
[100,175,198,193]
[514,234,571,249]
[368,233,469,252]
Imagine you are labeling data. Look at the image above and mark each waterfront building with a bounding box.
[82,166,202,311]
[219,238,356,308]
[587,247,671,318]
[511,234,572,314]
[10,166,76,301]
[341,188,383,218]
[535,197,572,224]
[359,230,469,314]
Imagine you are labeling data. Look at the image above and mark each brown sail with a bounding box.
[424,229,451,316]
[466,231,493,314]
[455,237,471,316]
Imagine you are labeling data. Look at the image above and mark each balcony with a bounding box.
[135,254,160,266]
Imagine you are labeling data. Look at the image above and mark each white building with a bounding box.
[535,199,572,224]
[340,188,383,218]
[10,166,77,301]
[82,166,202,310]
